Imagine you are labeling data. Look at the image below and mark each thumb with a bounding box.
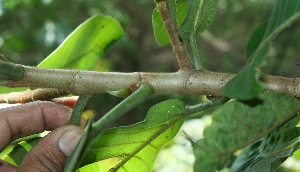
[18,125,83,172]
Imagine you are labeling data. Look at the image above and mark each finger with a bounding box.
[0,101,84,150]
[18,125,83,172]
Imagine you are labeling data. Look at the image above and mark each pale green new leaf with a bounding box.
[78,99,186,172]
[38,15,123,70]
[193,93,300,172]
[223,0,300,100]
[231,116,300,172]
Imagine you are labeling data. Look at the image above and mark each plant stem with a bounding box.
[0,64,300,100]
[156,0,193,70]
[91,83,154,136]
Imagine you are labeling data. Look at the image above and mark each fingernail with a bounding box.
[59,131,82,156]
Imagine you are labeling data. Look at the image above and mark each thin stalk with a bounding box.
[185,97,229,115]
[91,83,154,136]
[155,0,193,69]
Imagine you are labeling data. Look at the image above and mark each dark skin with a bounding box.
[0,101,85,172]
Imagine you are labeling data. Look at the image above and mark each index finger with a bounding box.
[0,101,77,150]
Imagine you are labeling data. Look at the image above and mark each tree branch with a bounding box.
[0,64,299,101]
[155,0,194,70]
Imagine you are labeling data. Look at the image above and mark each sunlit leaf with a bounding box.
[223,0,300,100]
[152,0,188,46]
[38,15,123,70]
[78,99,186,171]
[231,116,300,172]
[193,93,300,172]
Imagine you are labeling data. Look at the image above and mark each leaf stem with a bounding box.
[91,83,154,136]
[185,97,229,115]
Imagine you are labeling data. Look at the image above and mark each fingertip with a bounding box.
[59,130,83,156]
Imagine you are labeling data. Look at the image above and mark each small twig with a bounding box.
[0,88,68,103]
[155,0,194,70]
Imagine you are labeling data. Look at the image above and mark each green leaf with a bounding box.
[38,15,123,70]
[78,99,186,171]
[2,137,42,167]
[231,116,300,172]
[152,0,188,46]
[193,92,300,172]
[178,0,219,70]
[179,0,219,39]
[246,20,269,59]
[223,0,300,100]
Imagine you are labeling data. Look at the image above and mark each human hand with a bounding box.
[0,101,85,172]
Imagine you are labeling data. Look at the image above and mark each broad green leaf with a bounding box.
[38,15,123,70]
[231,116,300,172]
[78,99,186,171]
[179,0,219,39]
[223,0,300,100]
[152,0,188,46]
[246,20,269,59]
[193,92,300,172]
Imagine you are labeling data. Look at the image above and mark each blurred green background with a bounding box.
[0,0,299,124]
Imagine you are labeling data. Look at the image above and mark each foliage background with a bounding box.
[0,0,299,126]
[0,0,300,171]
